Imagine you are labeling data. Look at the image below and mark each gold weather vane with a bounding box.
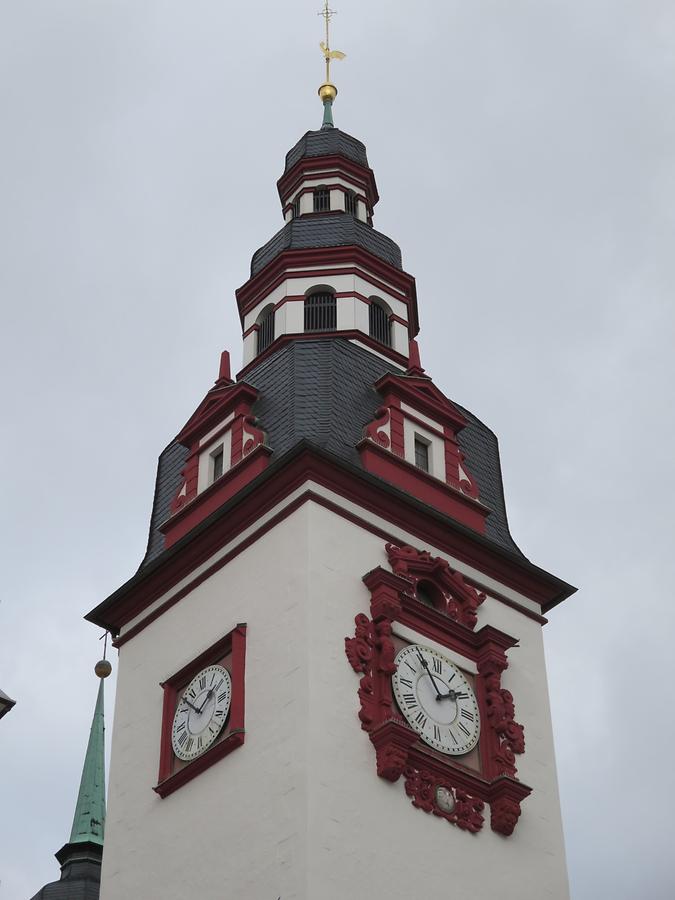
[319,1,346,85]
[317,1,346,126]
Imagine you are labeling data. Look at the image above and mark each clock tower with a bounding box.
[88,26,574,900]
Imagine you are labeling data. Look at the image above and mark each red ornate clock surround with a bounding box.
[345,544,530,836]
[155,623,246,798]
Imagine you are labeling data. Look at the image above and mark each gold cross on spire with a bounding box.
[318,1,345,91]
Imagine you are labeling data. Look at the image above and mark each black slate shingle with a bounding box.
[250,214,403,277]
[284,128,369,173]
[140,340,523,567]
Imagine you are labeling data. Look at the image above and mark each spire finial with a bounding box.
[317,2,345,129]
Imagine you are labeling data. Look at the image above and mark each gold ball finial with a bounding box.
[318,82,338,102]
[95,659,112,679]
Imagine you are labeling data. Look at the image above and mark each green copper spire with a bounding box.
[68,672,107,846]
[321,97,335,129]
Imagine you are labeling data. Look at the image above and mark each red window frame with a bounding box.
[154,623,247,798]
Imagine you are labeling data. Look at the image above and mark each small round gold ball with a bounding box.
[95,659,112,679]
[318,83,338,102]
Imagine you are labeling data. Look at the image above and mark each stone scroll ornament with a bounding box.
[345,545,530,837]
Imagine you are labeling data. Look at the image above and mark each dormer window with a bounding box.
[305,289,336,332]
[345,190,357,216]
[368,298,392,347]
[414,436,430,473]
[314,186,330,213]
[256,304,275,354]
[211,445,224,483]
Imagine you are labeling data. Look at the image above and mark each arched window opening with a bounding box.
[416,580,443,611]
[369,298,392,347]
[345,190,358,216]
[304,290,336,333]
[291,197,300,219]
[314,186,330,213]
[256,305,275,355]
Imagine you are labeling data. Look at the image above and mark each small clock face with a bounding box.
[171,664,232,762]
[392,644,480,756]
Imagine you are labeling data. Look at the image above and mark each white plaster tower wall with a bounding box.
[101,493,569,900]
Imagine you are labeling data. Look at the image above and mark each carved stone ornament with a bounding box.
[385,543,486,630]
[364,406,391,448]
[490,795,522,837]
[404,767,485,833]
[344,548,531,838]
[478,652,526,778]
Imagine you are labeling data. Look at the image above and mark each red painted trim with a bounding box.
[389,405,405,456]
[154,623,247,798]
[162,445,272,549]
[376,373,468,432]
[239,264,411,321]
[176,383,259,447]
[347,561,530,835]
[277,154,379,209]
[236,247,419,336]
[93,448,573,637]
[282,182,370,217]
[400,410,446,441]
[357,440,488,532]
[237,332,409,380]
[112,489,546,650]
[281,170,370,203]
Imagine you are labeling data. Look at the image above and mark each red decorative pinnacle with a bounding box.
[216,350,233,386]
[406,338,425,376]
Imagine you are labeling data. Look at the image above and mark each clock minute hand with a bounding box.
[415,649,446,700]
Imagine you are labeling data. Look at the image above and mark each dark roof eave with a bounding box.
[86,441,576,632]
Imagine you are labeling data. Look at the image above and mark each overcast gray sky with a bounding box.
[1,2,674,897]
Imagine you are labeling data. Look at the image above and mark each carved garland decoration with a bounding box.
[345,544,530,837]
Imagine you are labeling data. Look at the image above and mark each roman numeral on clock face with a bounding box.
[432,657,442,674]
[461,709,475,721]
[458,721,471,738]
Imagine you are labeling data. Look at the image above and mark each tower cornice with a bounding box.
[236,244,419,335]
[86,442,575,640]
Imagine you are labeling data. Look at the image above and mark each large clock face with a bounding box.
[171,664,232,762]
[392,644,480,756]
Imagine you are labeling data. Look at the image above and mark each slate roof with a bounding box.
[284,128,369,173]
[250,214,402,277]
[140,340,523,568]
[28,857,101,900]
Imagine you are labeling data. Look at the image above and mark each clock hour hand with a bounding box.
[415,649,446,700]
[180,697,201,714]
[439,689,469,702]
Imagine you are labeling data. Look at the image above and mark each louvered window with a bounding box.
[304,291,337,332]
[257,306,275,354]
[291,197,300,219]
[414,437,430,473]
[345,190,357,215]
[211,446,224,482]
[369,300,392,347]
[314,186,330,213]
